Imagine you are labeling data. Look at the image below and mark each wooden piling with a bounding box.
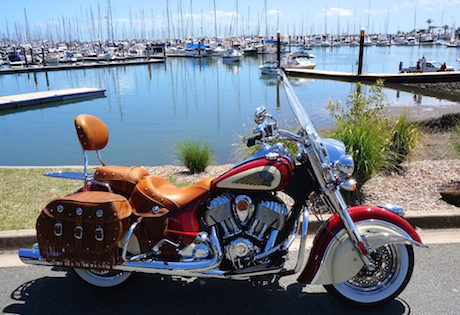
[358,28,365,75]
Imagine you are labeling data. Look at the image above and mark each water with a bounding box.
[1,45,459,166]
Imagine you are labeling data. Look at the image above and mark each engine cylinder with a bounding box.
[205,194,289,268]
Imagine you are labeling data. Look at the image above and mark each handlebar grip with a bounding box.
[244,132,263,147]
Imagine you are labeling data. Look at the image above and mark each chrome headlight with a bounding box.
[333,154,356,191]
[335,155,354,178]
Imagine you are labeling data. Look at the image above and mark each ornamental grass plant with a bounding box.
[327,80,419,188]
[175,138,215,174]
[390,113,419,165]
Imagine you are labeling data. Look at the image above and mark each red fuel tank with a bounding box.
[212,156,293,192]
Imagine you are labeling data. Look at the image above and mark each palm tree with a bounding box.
[426,18,433,31]
[443,25,449,34]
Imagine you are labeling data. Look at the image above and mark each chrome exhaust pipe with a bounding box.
[18,227,223,275]
[18,246,222,275]
[115,253,221,276]
[115,227,223,276]
[18,247,53,266]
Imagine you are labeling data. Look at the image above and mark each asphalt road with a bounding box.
[1,230,459,315]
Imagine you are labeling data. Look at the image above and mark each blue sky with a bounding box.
[1,0,459,41]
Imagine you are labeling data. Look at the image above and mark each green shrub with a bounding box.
[327,81,391,187]
[175,138,215,174]
[327,80,418,188]
[390,113,419,165]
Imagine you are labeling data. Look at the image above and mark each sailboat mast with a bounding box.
[353,4,356,34]
[337,4,340,36]
[106,0,110,41]
[248,6,250,35]
[213,0,218,41]
[190,0,193,41]
[110,0,115,41]
[23,8,31,43]
[265,0,267,38]
[367,0,370,33]
[166,0,171,40]
[325,5,327,36]
[236,0,238,37]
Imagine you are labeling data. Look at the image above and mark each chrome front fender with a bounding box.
[297,206,425,285]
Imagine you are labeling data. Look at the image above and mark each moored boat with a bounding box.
[45,52,60,64]
[259,61,279,75]
[282,56,316,70]
[185,43,211,58]
[222,49,242,62]
[211,45,230,56]
[401,60,454,73]
[7,51,24,67]
[290,48,315,59]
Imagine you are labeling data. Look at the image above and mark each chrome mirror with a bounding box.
[254,106,267,124]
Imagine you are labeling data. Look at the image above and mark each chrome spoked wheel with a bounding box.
[325,244,414,306]
[73,268,134,288]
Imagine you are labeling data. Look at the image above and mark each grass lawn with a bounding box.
[0,168,84,231]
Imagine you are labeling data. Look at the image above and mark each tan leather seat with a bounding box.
[75,115,150,195]
[130,175,214,213]
[94,165,150,196]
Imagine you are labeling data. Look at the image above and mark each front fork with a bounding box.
[330,189,376,270]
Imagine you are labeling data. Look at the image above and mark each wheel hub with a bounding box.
[347,245,395,288]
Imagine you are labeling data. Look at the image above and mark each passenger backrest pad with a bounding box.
[74,114,109,151]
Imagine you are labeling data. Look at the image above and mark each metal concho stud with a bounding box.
[96,209,103,218]
[76,207,83,216]
[57,205,64,214]
[152,206,159,214]
[53,223,63,237]
[95,227,104,241]
[74,226,83,239]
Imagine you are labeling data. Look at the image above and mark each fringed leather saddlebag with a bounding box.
[36,191,132,270]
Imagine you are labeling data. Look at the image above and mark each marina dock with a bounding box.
[0,58,164,75]
[284,68,460,84]
[0,88,106,110]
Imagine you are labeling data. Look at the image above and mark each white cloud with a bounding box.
[329,7,353,17]
[392,2,413,12]
[318,7,353,17]
[268,9,281,16]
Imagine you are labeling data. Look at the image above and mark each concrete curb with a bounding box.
[1,211,459,251]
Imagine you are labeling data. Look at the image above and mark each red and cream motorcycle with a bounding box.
[19,71,425,306]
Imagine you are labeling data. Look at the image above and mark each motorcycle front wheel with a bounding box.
[73,268,135,288]
[324,244,414,306]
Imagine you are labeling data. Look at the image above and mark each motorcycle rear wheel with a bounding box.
[324,244,414,306]
[73,268,134,288]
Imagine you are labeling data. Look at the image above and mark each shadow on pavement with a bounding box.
[3,268,410,315]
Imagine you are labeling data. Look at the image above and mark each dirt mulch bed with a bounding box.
[361,113,460,212]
